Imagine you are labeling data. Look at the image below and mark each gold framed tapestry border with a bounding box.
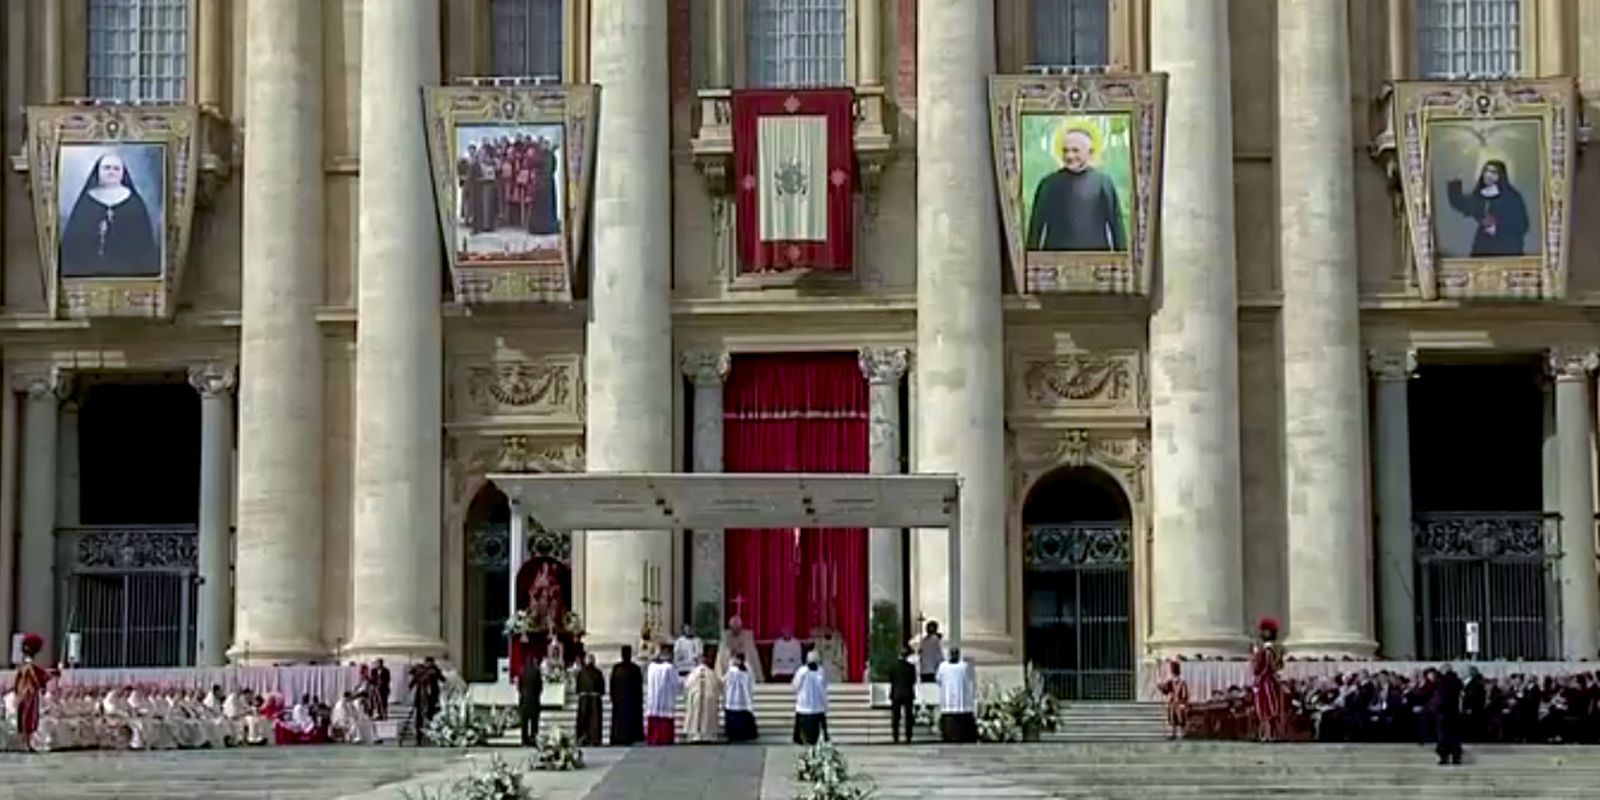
[423,84,600,305]
[1390,78,1577,301]
[26,105,203,320]
[988,73,1167,296]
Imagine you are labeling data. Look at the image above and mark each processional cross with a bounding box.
[730,594,747,622]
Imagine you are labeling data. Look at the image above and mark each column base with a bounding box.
[950,630,1018,664]
[1285,635,1378,660]
[342,635,449,662]
[1147,632,1252,659]
[226,638,330,665]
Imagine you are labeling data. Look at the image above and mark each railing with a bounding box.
[1412,513,1558,661]
[56,525,198,668]
[1024,523,1134,701]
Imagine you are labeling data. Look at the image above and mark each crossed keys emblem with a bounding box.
[774,161,809,196]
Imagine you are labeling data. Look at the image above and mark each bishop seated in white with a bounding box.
[715,616,765,682]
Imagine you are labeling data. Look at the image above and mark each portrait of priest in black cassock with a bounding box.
[58,146,164,278]
[1025,122,1127,253]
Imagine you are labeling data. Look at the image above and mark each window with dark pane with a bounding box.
[87,0,189,102]
[491,0,565,80]
[745,0,848,88]
[1416,0,1522,79]
[1030,0,1110,69]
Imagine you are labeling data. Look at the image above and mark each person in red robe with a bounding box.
[1157,658,1190,740]
[12,634,55,752]
[1250,617,1286,742]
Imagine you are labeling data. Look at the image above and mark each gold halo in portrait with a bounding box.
[1049,119,1102,167]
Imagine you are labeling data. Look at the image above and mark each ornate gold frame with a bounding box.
[423,84,600,304]
[988,74,1167,295]
[25,105,203,319]
[1390,79,1578,300]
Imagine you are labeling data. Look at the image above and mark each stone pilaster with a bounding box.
[14,371,64,660]
[189,365,236,667]
[0,384,17,652]
[584,0,675,655]
[347,0,446,660]
[1549,349,1600,659]
[915,0,1006,653]
[1369,348,1417,659]
[858,0,882,86]
[859,347,908,619]
[683,350,730,629]
[232,0,327,664]
[707,0,730,89]
[1146,0,1248,656]
[1279,0,1375,658]
[56,401,79,526]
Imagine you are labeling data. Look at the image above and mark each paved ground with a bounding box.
[5,742,1600,799]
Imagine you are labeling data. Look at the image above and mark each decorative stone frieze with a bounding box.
[461,358,580,416]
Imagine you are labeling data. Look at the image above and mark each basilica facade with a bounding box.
[1,0,1597,700]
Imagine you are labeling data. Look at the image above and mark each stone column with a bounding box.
[189,365,236,667]
[0,387,17,650]
[14,372,63,660]
[584,0,675,655]
[1278,0,1375,658]
[860,348,908,619]
[347,0,446,661]
[682,350,730,630]
[1369,348,1417,659]
[707,0,730,89]
[915,0,1007,655]
[1146,0,1248,656]
[858,0,882,86]
[55,401,79,526]
[232,0,326,664]
[1550,349,1600,659]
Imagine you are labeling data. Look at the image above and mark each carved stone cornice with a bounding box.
[464,361,575,413]
[1019,428,1149,502]
[1021,354,1137,408]
[680,350,731,387]
[1546,348,1600,382]
[1366,348,1418,382]
[858,347,909,385]
[187,364,237,397]
[12,370,67,401]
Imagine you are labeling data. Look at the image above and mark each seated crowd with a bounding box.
[1184,667,1600,744]
[0,684,382,752]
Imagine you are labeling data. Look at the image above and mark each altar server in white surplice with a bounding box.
[770,628,804,680]
[644,645,681,745]
[722,654,759,743]
[682,654,722,743]
[673,626,704,677]
[936,648,978,743]
[791,651,829,745]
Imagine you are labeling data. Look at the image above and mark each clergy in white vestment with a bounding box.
[722,654,759,743]
[791,651,829,745]
[682,655,723,743]
[288,696,318,735]
[714,616,766,682]
[935,648,978,743]
[811,627,846,683]
[770,628,804,680]
[644,645,681,746]
[673,626,704,676]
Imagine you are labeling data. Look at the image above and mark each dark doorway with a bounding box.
[462,481,571,683]
[79,379,200,525]
[1022,466,1134,700]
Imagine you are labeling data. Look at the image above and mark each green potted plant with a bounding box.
[866,600,901,706]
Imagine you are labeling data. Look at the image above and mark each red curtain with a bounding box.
[723,352,868,680]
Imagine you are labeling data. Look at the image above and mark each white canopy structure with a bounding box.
[488,472,964,642]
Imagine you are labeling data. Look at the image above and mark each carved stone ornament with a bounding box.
[187,364,237,397]
[1366,349,1418,382]
[1024,428,1149,502]
[1024,523,1132,569]
[12,370,68,401]
[989,74,1168,295]
[422,84,600,304]
[1546,348,1600,381]
[681,350,731,386]
[1386,79,1579,300]
[858,347,909,385]
[494,437,584,474]
[1023,355,1134,406]
[466,362,573,411]
[26,104,206,319]
[72,527,198,570]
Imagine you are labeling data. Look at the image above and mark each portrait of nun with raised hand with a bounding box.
[57,143,165,278]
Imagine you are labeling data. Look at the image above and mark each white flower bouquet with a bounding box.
[531,724,585,771]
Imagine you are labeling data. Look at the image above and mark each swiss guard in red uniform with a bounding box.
[1250,617,1286,742]
[12,633,55,752]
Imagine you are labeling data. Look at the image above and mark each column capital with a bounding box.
[11,370,67,401]
[1547,348,1600,382]
[859,347,909,385]
[680,350,730,387]
[188,364,238,397]
[1366,348,1417,382]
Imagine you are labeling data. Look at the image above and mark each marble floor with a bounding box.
[5,742,1600,799]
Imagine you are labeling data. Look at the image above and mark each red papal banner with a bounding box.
[732,89,855,274]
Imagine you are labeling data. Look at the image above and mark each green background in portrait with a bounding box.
[1427,117,1545,259]
[1020,112,1135,248]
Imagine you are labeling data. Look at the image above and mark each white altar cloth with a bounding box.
[1137,659,1588,702]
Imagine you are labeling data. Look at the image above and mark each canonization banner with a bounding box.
[732,89,855,274]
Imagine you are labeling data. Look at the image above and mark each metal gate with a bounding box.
[60,526,198,667]
[1023,523,1134,700]
[463,519,571,683]
[1414,513,1559,661]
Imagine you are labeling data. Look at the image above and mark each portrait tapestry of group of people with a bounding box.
[453,123,566,265]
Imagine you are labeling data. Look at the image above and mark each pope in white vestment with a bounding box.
[644,652,681,745]
[682,659,722,743]
[715,616,765,682]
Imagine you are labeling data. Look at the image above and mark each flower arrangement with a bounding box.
[424,680,507,748]
[502,610,537,639]
[911,699,940,733]
[531,724,585,771]
[794,741,876,800]
[563,611,585,637]
[401,754,533,800]
[1004,666,1061,739]
[975,682,1022,743]
[540,659,570,687]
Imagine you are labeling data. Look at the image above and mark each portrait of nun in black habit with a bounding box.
[1445,158,1532,258]
[59,149,163,277]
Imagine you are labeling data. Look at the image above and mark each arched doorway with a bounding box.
[1022,466,1134,700]
[462,481,572,682]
